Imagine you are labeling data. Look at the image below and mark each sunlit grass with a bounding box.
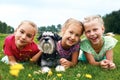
[0,34,120,80]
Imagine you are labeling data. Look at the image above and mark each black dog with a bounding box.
[37,32,65,73]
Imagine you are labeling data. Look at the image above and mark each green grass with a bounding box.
[0,34,120,80]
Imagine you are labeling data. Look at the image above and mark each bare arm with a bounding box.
[60,51,79,68]
[30,51,42,62]
[85,49,115,69]
[105,49,116,69]
[84,52,100,66]
[101,49,115,69]
[8,56,18,65]
[106,49,113,62]
[71,51,79,66]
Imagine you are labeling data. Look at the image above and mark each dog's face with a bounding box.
[38,32,61,54]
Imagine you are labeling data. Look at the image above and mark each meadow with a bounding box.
[0,33,120,80]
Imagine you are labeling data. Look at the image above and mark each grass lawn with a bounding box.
[0,34,120,80]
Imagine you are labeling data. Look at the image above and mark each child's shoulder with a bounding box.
[103,36,118,49]
[81,38,90,44]
[5,34,14,41]
[103,36,118,43]
[80,38,91,48]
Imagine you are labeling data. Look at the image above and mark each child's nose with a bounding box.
[90,31,95,35]
[21,34,26,39]
[71,34,75,39]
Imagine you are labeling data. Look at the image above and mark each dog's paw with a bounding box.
[41,67,50,73]
[55,65,65,72]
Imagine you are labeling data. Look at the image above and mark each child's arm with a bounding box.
[71,51,79,66]
[106,49,116,69]
[8,56,18,65]
[30,51,42,62]
[85,51,115,69]
[60,51,79,68]
[106,49,113,62]
[84,52,100,66]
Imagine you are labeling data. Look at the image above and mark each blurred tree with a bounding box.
[0,21,14,34]
[103,9,120,34]
[38,24,60,33]
[57,24,62,32]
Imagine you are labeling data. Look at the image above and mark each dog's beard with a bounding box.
[39,37,55,54]
[42,43,53,54]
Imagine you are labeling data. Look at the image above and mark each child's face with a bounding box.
[14,23,35,49]
[62,24,82,48]
[84,21,104,45]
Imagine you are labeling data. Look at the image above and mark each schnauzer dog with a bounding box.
[37,31,65,73]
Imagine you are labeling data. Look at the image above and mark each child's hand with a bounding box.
[60,58,70,69]
[109,62,116,69]
[100,59,109,69]
[9,61,18,66]
[100,60,116,69]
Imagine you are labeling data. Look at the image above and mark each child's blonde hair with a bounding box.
[83,15,104,27]
[17,20,38,35]
[60,18,84,36]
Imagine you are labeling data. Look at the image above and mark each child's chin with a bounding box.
[91,41,99,45]
[67,42,75,47]
[17,43,27,48]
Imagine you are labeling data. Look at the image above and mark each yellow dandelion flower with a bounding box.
[57,73,62,77]
[9,69,20,77]
[28,74,32,77]
[85,74,92,79]
[48,70,53,76]
[10,63,24,70]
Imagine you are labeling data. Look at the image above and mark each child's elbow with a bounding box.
[30,58,37,62]
[89,61,96,65]
[71,62,78,67]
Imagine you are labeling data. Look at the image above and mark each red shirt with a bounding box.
[3,35,40,62]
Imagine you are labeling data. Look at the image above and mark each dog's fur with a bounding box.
[37,32,65,73]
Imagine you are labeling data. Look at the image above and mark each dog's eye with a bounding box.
[43,35,47,37]
[50,35,53,37]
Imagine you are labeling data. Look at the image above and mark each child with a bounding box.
[57,18,84,69]
[79,15,118,69]
[1,20,42,65]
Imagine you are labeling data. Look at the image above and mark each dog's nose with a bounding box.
[45,38,49,42]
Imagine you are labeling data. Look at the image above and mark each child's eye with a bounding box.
[27,34,32,38]
[85,30,90,34]
[20,30,24,34]
[43,35,47,37]
[93,28,98,32]
[75,34,80,37]
[69,31,73,34]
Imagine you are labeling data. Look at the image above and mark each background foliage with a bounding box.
[103,10,120,34]
[0,21,14,34]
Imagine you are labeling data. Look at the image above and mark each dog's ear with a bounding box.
[37,32,43,40]
[54,33,62,41]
